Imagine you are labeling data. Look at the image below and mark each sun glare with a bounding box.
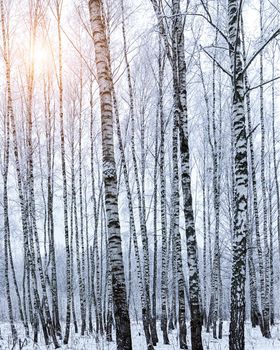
[32,43,51,71]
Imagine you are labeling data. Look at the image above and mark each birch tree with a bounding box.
[227,1,248,348]
[88,1,132,348]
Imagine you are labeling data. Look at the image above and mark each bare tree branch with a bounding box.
[162,12,230,46]
[243,28,280,74]
[200,46,232,78]
[245,76,280,94]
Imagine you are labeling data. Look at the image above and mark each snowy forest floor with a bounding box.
[1,321,280,350]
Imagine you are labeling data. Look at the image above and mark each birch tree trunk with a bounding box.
[158,37,169,345]
[228,1,249,349]
[171,1,203,349]
[206,53,222,338]
[152,122,159,341]
[271,51,280,266]
[241,19,263,332]
[70,119,86,336]
[3,86,18,346]
[246,71,265,331]
[259,0,271,338]
[88,1,132,348]
[120,0,156,343]
[113,76,154,349]
[85,189,93,333]
[268,158,274,326]
[70,183,78,334]
[89,76,103,336]
[55,1,71,343]
[44,70,61,338]
[78,66,87,335]
[171,108,188,349]
[271,54,277,326]
[198,56,211,329]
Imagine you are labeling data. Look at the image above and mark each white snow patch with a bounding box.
[0,321,279,349]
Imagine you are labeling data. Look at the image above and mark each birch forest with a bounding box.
[1,0,280,349]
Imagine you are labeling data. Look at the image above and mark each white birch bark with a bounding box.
[228,1,249,349]
[88,1,132,348]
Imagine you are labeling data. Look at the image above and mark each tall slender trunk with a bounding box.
[70,178,78,334]
[202,149,207,327]
[70,116,86,336]
[157,36,169,345]
[270,54,277,326]
[89,76,103,336]
[228,2,248,349]
[78,65,87,335]
[168,237,177,331]
[206,53,221,338]
[44,70,61,338]
[88,1,132,349]
[171,108,188,349]
[3,87,18,346]
[247,177,261,329]
[241,17,264,334]
[85,190,93,333]
[119,0,155,344]
[171,2,203,349]
[112,68,154,349]
[268,156,274,326]
[271,51,280,266]
[198,56,210,329]
[56,2,71,343]
[152,78,159,342]
[103,200,113,343]
[259,0,270,338]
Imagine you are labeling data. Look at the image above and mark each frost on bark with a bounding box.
[241,19,263,332]
[258,0,270,338]
[271,52,280,266]
[158,38,169,346]
[268,162,274,326]
[3,81,18,347]
[113,79,154,349]
[78,69,87,335]
[55,2,71,343]
[70,117,86,336]
[247,208,262,328]
[170,108,188,349]
[270,55,277,326]
[171,1,203,349]
[152,45,160,342]
[198,56,211,330]
[150,0,203,348]
[228,1,248,349]
[43,70,61,338]
[205,47,222,339]
[150,1,203,348]
[89,76,103,336]
[88,1,132,349]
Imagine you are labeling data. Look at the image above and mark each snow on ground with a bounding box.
[0,321,279,349]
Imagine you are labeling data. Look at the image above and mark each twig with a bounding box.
[161,12,230,46]
[200,46,232,78]
[245,76,280,94]
[246,124,259,141]
[243,28,280,74]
